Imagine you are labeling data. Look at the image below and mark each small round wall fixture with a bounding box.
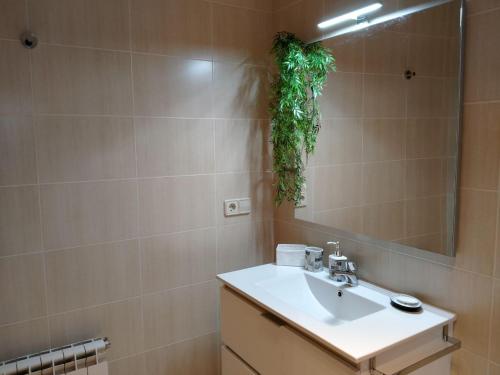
[404,69,416,80]
[20,31,38,49]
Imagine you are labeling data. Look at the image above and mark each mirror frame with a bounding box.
[295,0,466,258]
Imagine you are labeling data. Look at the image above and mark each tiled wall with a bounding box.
[0,0,274,373]
[295,2,459,255]
[273,0,500,374]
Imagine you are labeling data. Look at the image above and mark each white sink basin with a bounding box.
[218,263,456,362]
[256,272,384,325]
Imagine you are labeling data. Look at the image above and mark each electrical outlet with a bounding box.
[224,198,251,216]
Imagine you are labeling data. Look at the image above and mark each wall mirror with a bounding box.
[295,0,464,257]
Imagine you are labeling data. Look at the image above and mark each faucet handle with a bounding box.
[347,261,357,273]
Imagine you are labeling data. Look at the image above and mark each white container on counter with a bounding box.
[276,244,306,267]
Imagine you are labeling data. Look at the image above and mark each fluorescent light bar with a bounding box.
[311,0,453,42]
[318,3,383,29]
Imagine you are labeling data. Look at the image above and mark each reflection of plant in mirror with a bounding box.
[270,32,336,206]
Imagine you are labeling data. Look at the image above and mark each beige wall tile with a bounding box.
[363,75,406,118]
[314,207,363,234]
[136,118,214,177]
[497,207,500,279]
[491,363,500,375]
[406,118,449,159]
[314,164,363,210]
[351,241,394,289]
[465,8,500,102]
[273,0,323,42]
[143,333,218,375]
[363,119,405,162]
[36,116,136,183]
[490,279,500,363]
[0,41,32,114]
[0,115,36,186]
[0,254,46,325]
[131,0,211,59]
[133,53,212,117]
[409,34,459,77]
[405,196,442,237]
[466,0,500,15]
[401,0,459,37]
[320,72,363,118]
[141,228,216,293]
[211,0,272,12]
[216,220,274,273]
[213,4,272,65]
[363,201,405,241]
[0,186,41,257]
[216,172,273,225]
[40,180,138,249]
[109,355,146,375]
[460,103,500,190]
[49,298,143,360]
[400,233,443,254]
[0,318,50,360]
[405,158,445,198]
[455,189,497,275]
[0,0,26,39]
[408,77,457,118]
[143,281,217,349]
[28,0,130,50]
[45,240,141,313]
[323,34,364,73]
[311,118,363,166]
[451,349,489,375]
[449,269,492,357]
[364,31,407,75]
[388,251,453,307]
[32,46,132,115]
[215,119,271,173]
[362,161,405,204]
[138,175,215,236]
[213,62,269,119]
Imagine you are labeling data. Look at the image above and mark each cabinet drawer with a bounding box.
[220,286,283,375]
[221,345,258,375]
[281,326,359,375]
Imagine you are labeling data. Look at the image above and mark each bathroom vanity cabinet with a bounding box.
[221,286,356,375]
[218,264,460,375]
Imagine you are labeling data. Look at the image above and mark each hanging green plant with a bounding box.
[270,31,336,206]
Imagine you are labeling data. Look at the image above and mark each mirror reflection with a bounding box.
[295,0,463,256]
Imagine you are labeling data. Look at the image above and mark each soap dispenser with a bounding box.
[327,241,348,278]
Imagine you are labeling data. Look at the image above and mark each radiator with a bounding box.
[0,338,110,375]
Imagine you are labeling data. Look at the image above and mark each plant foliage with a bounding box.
[270,31,336,205]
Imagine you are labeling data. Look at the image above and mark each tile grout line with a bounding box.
[0,279,216,331]
[487,184,500,366]
[23,0,52,346]
[0,220,280,261]
[272,218,500,280]
[107,330,219,367]
[126,0,147,356]
[210,1,221,277]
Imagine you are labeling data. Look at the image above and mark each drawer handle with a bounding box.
[260,312,285,327]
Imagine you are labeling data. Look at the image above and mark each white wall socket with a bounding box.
[224,198,251,216]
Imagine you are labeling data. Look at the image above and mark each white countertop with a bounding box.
[217,263,456,363]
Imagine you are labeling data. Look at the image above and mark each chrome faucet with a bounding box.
[327,241,359,287]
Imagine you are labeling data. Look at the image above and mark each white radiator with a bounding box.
[0,338,110,375]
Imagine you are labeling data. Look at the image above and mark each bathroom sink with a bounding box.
[218,263,456,362]
[255,272,384,325]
